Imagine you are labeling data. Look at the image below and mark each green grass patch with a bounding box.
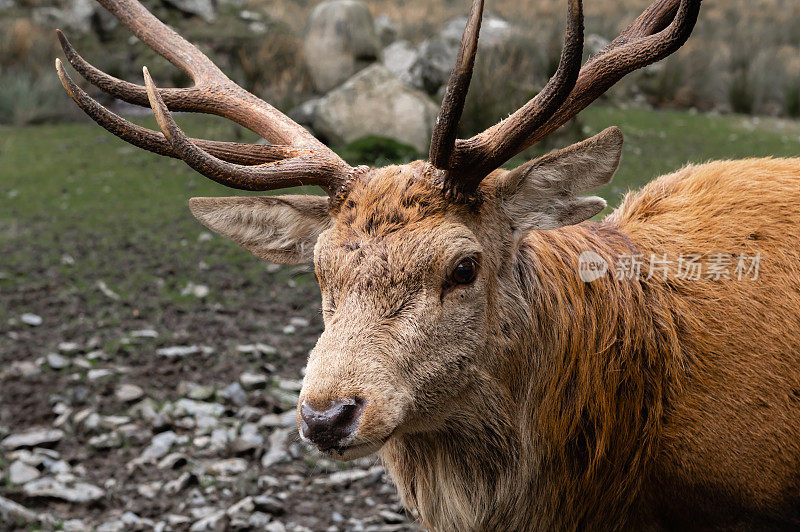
[1,106,799,329]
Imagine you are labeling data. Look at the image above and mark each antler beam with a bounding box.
[432,0,702,198]
[56,0,359,196]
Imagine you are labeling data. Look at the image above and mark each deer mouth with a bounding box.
[317,433,394,461]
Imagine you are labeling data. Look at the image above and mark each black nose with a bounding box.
[301,398,364,449]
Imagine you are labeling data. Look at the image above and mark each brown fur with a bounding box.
[194,149,800,530]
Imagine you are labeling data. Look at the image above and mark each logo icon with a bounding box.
[578,251,608,283]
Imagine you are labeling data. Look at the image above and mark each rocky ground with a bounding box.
[1,304,419,531]
[0,204,420,531]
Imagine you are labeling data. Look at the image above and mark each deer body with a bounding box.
[57,0,800,529]
[377,158,800,530]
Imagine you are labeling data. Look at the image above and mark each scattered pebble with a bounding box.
[46,353,70,370]
[157,345,214,357]
[115,383,145,403]
[7,460,42,484]
[20,313,43,326]
[23,477,105,503]
[1,428,64,450]
[181,282,210,298]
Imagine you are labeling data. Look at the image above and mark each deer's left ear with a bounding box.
[491,126,623,232]
[189,195,332,264]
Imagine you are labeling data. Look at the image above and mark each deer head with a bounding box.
[55,0,701,460]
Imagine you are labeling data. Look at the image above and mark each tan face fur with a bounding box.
[189,128,623,461]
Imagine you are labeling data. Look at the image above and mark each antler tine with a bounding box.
[57,0,335,150]
[57,30,204,113]
[434,0,701,199]
[429,0,485,171]
[524,0,701,146]
[441,0,585,193]
[142,68,353,194]
[56,58,300,165]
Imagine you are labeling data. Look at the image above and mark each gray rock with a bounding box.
[382,40,419,86]
[304,0,380,92]
[175,398,225,418]
[46,353,70,370]
[407,14,518,95]
[374,14,398,47]
[1,428,64,450]
[220,382,247,406]
[87,368,116,380]
[181,282,210,298]
[0,495,53,526]
[88,432,123,449]
[7,461,41,484]
[246,512,272,528]
[226,496,255,517]
[253,494,285,515]
[314,65,439,153]
[164,472,197,494]
[58,341,82,355]
[157,452,189,470]
[23,477,105,503]
[289,98,323,130]
[207,457,248,477]
[379,509,406,523]
[129,329,159,339]
[116,383,144,402]
[408,36,458,94]
[313,465,384,487]
[240,372,268,390]
[261,429,291,468]
[189,509,228,532]
[439,14,516,51]
[164,0,216,23]
[157,345,214,358]
[141,430,179,461]
[61,519,88,532]
[33,0,94,33]
[20,313,42,326]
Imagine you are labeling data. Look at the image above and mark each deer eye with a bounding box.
[450,257,479,285]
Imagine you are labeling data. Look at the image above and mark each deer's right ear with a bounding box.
[491,127,623,233]
[189,195,332,264]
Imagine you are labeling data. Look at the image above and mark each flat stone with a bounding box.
[207,457,248,477]
[23,477,105,503]
[20,313,43,326]
[129,329,159,339]
[189,509,228,532]
[141,431,179,461]
[253,494,285,515]
[261,429,290,468]
[239,372,268,390]
[0,495,52,525]
[157,345,214,358]
[313,466,384,487]
[174,399,225,418]
[115,383,144,403]
[46,353,70,370]
[7,461,41,484]
[87,369,116,380]
[58,342,82,355]
[2,428,64,450]
[220,382,246,406]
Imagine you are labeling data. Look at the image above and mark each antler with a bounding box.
[55,0,361,196]
[431,0,702,197]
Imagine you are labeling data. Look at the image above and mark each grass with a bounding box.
[1,106,799,329]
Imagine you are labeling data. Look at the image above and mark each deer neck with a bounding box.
[381,222,679,530]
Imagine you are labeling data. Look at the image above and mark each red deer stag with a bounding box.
[56,0,800,528]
